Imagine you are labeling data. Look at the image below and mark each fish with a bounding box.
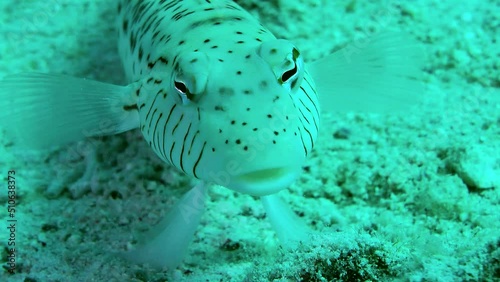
[118,0,320,197]
[0,0,424,269]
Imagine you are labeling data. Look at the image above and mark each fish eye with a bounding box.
[281,62,298,83]
[174,79,193,104]
[175,80,188,94]
[280,48,301,84]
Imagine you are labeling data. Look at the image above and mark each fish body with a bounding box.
[117,0,319,195]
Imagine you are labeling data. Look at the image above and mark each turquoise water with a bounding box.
[1,1,499,281]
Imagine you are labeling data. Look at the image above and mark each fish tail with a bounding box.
[0,73,140,149]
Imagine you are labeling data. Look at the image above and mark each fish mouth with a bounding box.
[230,166,300,196]
[237,167,289,182]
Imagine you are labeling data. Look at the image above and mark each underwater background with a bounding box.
[0,0,499,281]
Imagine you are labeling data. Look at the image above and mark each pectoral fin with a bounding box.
[309,32,425,113]
[0,73,140,149]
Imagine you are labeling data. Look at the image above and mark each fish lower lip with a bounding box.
[236,167,289,182]
[228,166,300,196]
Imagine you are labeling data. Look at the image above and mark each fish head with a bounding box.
[166,39,320,196]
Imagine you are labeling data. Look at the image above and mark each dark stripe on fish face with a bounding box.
[169,141,176,166]
[300,84,319,120]
[162,104,178,164]
[298,108,310,125]
[299,98,319,132]
[193,141,207,178]
[296,125,308,156]
[179,122,192,173]
[172,114,184,135]
[153,112,164,151]
[147,108,158,134]
[301,125,314,152]
[188,130,199,155]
